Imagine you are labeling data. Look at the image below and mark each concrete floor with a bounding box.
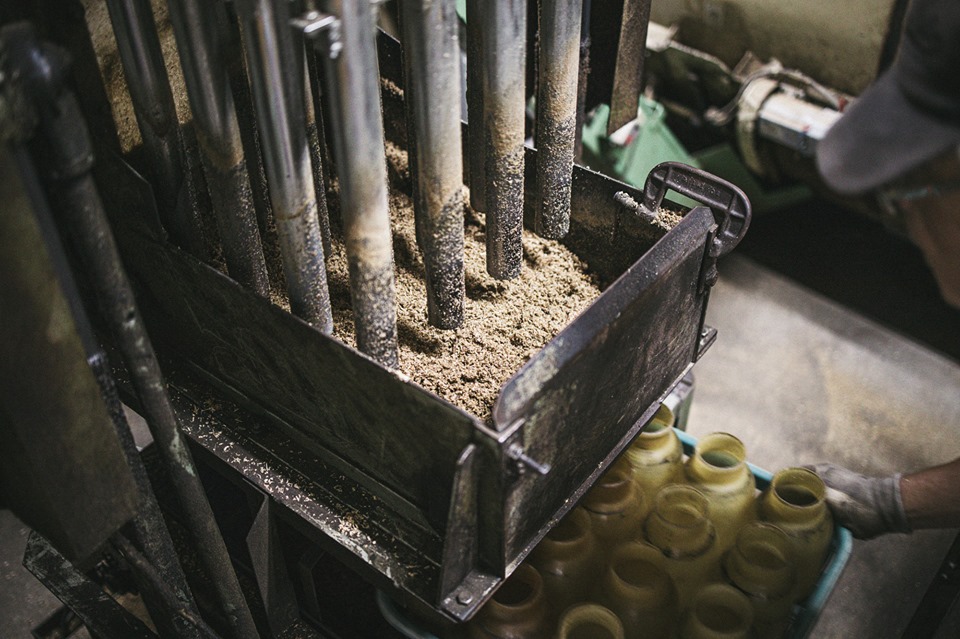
[3,206,960,637]
[687,254,960,638]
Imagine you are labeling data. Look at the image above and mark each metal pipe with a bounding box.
[89,353,206,639]
[104,0,205,257]
[221,1,275,236]
[607,0,653,135]
[317,0,400,367]
[303,47,333,258]
[235,0,333,332]
[465,0,486,212]
[110,533,219,638]
[166,0,270,296]
[399,0,466,329]
[534,0,582,239]
[481,0,526,279]
[9,26,261,637]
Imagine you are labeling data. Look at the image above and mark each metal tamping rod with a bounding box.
[104,0,205,257]
[480,0,527,279]
[303,53,333,258]
[166,0,270,296]
[399,0,466,329]
[318,0,400,367]
[235,0,333,332]
[465,0,486,213]
[534,0,582,240]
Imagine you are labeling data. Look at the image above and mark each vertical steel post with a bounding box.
[465,0,486,213]
[606,0,653,135]
[166,0,270,296]
[319,0,399,367]
[534,0,582,240]
[399,0,466,329]
[104,0,205,257]
[302,48,333,258]
[235,0,333,332]
[481,0,527,280]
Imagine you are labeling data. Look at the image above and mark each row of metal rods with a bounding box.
[109,0,593,365]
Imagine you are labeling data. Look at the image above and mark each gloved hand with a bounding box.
[806,463,912,540]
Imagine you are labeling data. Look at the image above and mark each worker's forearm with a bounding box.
[901,457,960,530]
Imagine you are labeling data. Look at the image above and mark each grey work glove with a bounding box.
[806,463,912,540]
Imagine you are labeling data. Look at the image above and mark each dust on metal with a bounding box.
[480,0,526,280]
[399,0,466,329]
[166,0,270,296]
[318,0,399,367]
[535,0,583,240]
[607,0,653,136]
[235,0,333,332]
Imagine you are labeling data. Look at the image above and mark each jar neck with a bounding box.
[645,485,715,557]
[531,508,594,564]
[723,523,794,597]
[583,468,637,515]
[605,544,676,609]
[682,584,754,639]
[481,564,546,624]
[557,604,625,639]
[762,468,827,525]
[685,433,750,489]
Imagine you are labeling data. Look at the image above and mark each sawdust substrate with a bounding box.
[267,144,602,422]
[85,2,650,422]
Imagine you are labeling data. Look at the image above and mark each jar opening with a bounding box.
[568,621,617,639]
[696,602,748,633]
[614,558,661,590]
[549,514,586,543]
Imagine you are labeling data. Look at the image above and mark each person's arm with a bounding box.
[901,457,960,530]
[808,458,960,539]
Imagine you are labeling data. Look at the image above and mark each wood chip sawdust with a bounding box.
[267,142,602,422]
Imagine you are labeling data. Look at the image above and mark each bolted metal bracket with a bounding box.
[506,442,551,477]
[293,11,342,59]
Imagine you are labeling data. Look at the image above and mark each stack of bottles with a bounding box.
[460,405,834,639]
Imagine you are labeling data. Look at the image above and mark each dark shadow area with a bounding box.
[728,198,960,363]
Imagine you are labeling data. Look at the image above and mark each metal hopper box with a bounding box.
[100,34,751,629]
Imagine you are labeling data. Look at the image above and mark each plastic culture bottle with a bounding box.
[684,432,757,553]
[723,522,796,638]
[757,467,833,602]
[581,466,647,549]
[466,564,551,639]
[594,540,679,639]
[528,507,598,617]
[679,583,755,639]
[643,484,719,607]
[625,405,684,508]
[555,604,625,639]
